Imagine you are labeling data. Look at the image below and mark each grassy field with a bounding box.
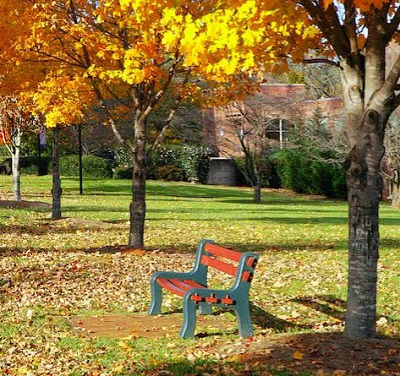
[0,175,399,375]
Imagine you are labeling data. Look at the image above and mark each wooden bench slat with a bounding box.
[170,278,206,291]
[183,279,207,289]
[204,242,242,262]
[157,278,207,297]
[156,278,186,297]
[201,255,237,277]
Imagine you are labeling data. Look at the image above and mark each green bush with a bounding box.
[234,154,281,188]
[156,165,185,181]
[0,156,52,176]
[273,148,347,199]
[60,155,112,178]
[113,166,132,180]
[146,145,213,183]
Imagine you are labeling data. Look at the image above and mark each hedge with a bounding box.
[59,154,113,178]
[272,148,347,199]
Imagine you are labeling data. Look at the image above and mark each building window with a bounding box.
[266,118,291,148]
[226,111,243,124]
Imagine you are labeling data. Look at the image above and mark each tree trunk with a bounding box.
[344,107,386,339]
[253,179,262,203]
[51,127,62,219]
[12,146,21,202]
[129,117,147,248]
[391,168,400,208]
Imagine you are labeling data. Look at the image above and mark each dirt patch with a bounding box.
[243,332,400,375]
[0,200,50,209]
[68,314,400,375]
[69,313,237,339]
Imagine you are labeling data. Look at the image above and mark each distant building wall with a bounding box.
[203,83,344,157]
[206,158,242,186]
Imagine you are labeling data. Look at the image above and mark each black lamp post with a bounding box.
[78,123,83,195]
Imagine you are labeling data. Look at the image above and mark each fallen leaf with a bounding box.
[293,350,304,360]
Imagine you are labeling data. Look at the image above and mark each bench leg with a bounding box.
[148,280,163,315]
[199,303,212,315]
[180,297,197,338]
[234,304,253,338]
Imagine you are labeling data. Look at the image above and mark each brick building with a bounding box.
[203,83,343,157]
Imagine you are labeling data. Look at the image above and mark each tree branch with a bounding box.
[303,58,340,67]
[147,70,192,156]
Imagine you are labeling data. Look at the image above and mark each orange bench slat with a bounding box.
[204,242,242,262]
[156,278,206,297]
[170,279,206,291]
[201,255,238,277]
[156,278,186,297]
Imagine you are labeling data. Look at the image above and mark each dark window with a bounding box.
[266,118,291,147]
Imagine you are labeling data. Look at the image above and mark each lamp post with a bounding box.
[78,123,83,195]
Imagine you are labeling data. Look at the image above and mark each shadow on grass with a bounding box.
[250,302,312,331]
[164,302,310,335]
[291,295,346,321]
[0,218,126,239]
[128,331,400,376]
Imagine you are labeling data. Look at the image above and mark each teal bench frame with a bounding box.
[148,239,259,338]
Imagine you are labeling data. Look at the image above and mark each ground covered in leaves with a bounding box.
[0,182,399,376]
[0,243,399,376]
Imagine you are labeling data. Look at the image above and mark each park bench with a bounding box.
[148,239,259,338]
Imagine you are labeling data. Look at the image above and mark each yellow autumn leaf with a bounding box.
[112,364,125,374]
[119,340,131,349]
[292,350,304,360]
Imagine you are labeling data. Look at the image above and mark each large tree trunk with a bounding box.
[51,127,62,220]
[339,39,394,337]
[344,132,382,338]
[343,100,388,339]
[12,145,21,202]
[129,117,147,248]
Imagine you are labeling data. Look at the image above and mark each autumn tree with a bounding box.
[1,0,273,248]
[176,0,399,339]
[295,0,400,340]
[267,0,399,339]
[0,97,39,202]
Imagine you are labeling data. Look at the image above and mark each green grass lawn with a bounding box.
[0,175,399,375]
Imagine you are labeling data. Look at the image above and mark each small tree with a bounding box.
[383,115,400,207]
[224,96,275,203]
[0,97,39,201]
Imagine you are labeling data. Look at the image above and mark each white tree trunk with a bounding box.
[11,146,21,202]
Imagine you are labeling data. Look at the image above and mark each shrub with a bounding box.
[113,166,132,180]
[156,165,185,181]
[59,155,112,178]
[146,145,213,183]
[0,156,52,176]
[234,154,281,188]
[273,148,347,199]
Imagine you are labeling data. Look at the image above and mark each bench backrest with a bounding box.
[193,240,258,288]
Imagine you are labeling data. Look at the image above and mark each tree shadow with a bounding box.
[127,331,400,375]
[291,295,346,321]
[250,302,312,331]
[146,302,310,339]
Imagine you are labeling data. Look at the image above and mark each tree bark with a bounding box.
[391,169,400,208]
[12,145,21,202]
[344,107,386,338]
[253,179,262,203]
[128,117,147,248]
[51,127,62,220]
